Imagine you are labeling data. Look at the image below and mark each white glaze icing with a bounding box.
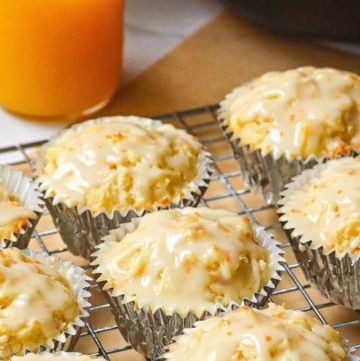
[0,185,36,241]
[0,249,79,358]
[38,116,201,213]
[94,207,270,316]
[165,304,347,361]
[280,156,360,257]
[222,67,360,160]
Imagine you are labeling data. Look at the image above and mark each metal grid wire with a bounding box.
[1,104,359,360]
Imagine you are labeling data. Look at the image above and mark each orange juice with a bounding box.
[0,0,123,118]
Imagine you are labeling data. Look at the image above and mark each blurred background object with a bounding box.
[223,0,360,41]
[224,0,360,41]
[0,0,124,119]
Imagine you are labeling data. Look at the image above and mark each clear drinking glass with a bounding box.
[0,0,124,119]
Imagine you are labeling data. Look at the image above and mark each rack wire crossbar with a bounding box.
[1,103,359,360]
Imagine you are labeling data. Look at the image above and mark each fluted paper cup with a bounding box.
[35,117,213,259]
[0,165,43,249]
[278,161,360,309]
[10,249,92,357]
[91,217,284,359]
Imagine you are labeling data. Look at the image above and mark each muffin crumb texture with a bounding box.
[166,304,348,361]
[280,156,360,257]
[223,67,360,160]
[94,207,270,315]
[0,185,36,243]
[39,117,201,213]
[0,249,80,359]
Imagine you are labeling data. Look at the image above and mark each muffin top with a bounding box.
[0,185,36,242]
[0,248,80,358]
[279,156,360,257]
[38,116,202,213]
[93,207,270,315]
[222,67,360,160]
[12,353,105,361]
[165,304,348,361]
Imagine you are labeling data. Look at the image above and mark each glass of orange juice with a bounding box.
[0,0,124,119]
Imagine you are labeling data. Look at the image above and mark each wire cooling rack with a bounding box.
[1,104,360,361]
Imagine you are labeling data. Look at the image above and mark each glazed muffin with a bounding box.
[278,156,360,308]
[219,67,360,203]
[0,185,36,242]
[0,248,83,358]
[0,166,43,249]
[280,156,360,257]
[221,67,360,160]
[92,207,283,358]
[36,116,212,258]
[11,352,105,361]
[165,304,348,361]
[94,207,271,314]
[38,116,205,213]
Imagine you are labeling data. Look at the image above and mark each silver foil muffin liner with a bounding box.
[345,340,360,361]
[91,217,285,359]
[218,90,358,205]
[278,162,360,309]
[0,165,43,249]
[217,110,323,205]
[19,249,92,355]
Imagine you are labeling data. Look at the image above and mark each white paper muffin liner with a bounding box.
[90,216,285,359]
[0,165,43,249]
[218,86,357,205]
[10,249,92,356]
[35,117,213,260]
[278,161,360,309]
